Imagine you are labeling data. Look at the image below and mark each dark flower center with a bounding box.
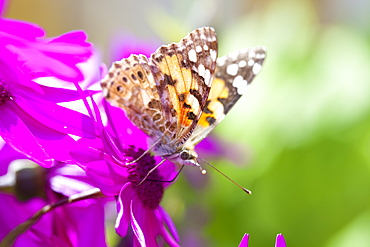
[125,146,164,210]
[0,80,12,105]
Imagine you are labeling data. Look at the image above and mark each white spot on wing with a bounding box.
[204,69,211,86]
[252,63,262,74]
[203,44,209,50]
[188,49,197,62]
[256,52,266,59]
[248,59,255,66]
[232,75,248,95]
[196,45,202,53]
[187,94,200,111]
[210,49,217,62]
[217,57,226,66]
[238,60,247,67]
[226,64,239,76]
[198,64,205,78]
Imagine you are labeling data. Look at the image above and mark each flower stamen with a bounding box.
[125,146,164,209]
[0,80,12,105]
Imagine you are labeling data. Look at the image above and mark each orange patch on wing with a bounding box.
[197,78,229,128]
[208,78,229,100]
[167,85,181,114]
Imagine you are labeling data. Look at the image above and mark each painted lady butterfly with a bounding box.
[101,27,265,174]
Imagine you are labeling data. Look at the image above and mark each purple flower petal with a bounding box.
[10,46,83,80]
[238,233,249,247]
[86,160,129,196]
[115,184,136,237]
[0,50,43,92]
[130,199,147,246]
[34,85,99,103]
[77,203,107,247]
[0,101,92,165]
[48,163,97,196]
[0,0,7,16]
[16,92,97,138]
[0,18,45,40]
[0,142,25,175]
[155,159,178,187]
[157,206,180,242]
[103,101,148,150]
[275,234,287,247]
[0,194,51,247]
[0,193,107,247]
[52,199,107,247]
[0,103,52,167]
[6,30,92,82]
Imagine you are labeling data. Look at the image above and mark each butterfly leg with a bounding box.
[127,138,162,165]
[146,164,185,183]
[164,164,185,183]
[136,157,167,186]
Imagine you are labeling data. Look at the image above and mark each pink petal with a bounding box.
[86,160,128,196]
[16,93,97,138]
[238,233,249,247]
[0,103,52,167]
[36,85,99,103]
[56,200,107,247]
[46,31,90,48]
[275,234,287,247]
[8,45,83,81]
[49,164,97,196]
[130,199,147,246]
[0,0,8,16]
[0,51,44,93]
[115,184,135,237]
[0,102,87,165]
[157,206,180,242]
[69,145,105,168]
[0,142,25,175]
[0,194,46,239]
[0,18,45,40]
[103,101,148,149]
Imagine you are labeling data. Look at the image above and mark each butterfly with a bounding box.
[101,27,266,169]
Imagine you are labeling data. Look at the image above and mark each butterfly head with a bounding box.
[166,148,200,166]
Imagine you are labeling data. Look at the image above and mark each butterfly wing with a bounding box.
[150,27,218,152]
[101,27,218,156]
[101,54,167,139]
[184,46,266,149]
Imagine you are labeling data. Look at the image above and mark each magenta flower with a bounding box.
[275,234,287,247]
[0,0,7,16]
[238,234,287,247]
[89,146,179,247]
[0,142,107,247]
[0,14,100,167]
[72,98,180,246]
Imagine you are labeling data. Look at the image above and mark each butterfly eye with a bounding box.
[180,150,191,160]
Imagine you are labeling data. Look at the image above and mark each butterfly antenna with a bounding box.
[137,158,166,186]
[198,157,252,194]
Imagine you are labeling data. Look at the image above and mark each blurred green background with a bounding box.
[5,0,370,246]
